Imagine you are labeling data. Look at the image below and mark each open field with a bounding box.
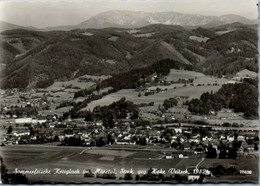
[127,151,164,159]
[47,79,95,92]
[207,119,258,127]
[166,69,205,81]
[44,106,73,117]
[215,30,234,35]
[1,145,257,183]
[193,76,234,85]
[189,35,209,42]
[86,149,135,158]
[0,145,198,183]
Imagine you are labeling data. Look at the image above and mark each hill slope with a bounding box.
[0,23,258,89]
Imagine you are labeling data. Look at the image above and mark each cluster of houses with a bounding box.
[1,115,258,160]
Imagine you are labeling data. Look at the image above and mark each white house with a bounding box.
[165,153,173,159]
[227,136,234,142]
[32,119,47,124]
[237,136,245,142]
[174,128,182,133]
[13,131,30,137]
[179,154,189,158]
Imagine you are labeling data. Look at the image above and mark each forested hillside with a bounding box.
[0,23,258,89]
[187,78,258,118]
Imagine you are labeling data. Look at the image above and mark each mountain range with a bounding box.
[0,21,257,89]
[0,10,257,32]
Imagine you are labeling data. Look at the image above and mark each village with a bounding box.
[0,68,258,161]
[0,108,258,161]
[0,68,258,183]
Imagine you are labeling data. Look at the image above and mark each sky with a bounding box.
[0,0,258,28]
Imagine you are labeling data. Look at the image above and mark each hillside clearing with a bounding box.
[166,69,205,81]
[160,41,191,65]
[189,35,209,42]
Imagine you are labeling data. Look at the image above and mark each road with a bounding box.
[195,157,205,169]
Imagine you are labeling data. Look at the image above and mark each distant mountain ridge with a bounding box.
[77,10,257,29]
[0,21,38,32]
[1,10,257,32]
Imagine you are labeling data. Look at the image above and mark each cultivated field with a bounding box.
[0,145,198,183]
[166,69,205,81]
[1,144,256,183]
[47,79,95,91]
[193,76,233,85]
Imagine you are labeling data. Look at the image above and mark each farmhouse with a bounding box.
[183,142,191,150]
[202,136,212,142]
[165,152,173,159]
[179,153,189,158]
[13,131,30,137]
[227,135,234,142]
[194,146,204,154]
[95,121,103,126]
[174,128,182,133]
[115,138,131,145]
[237,135,245,142]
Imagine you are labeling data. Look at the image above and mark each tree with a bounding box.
[7,126,12,134]
[232,140,241,149]
[228,148,237,159]
[85,112,93,122]
[210,165,226,176]
[107,133,115,145]
[1,156,8,183]
[163,98,178,110]
[218,146,228,159]
[96,137,106,147]
[5,173,29,184]
[124,173,133,180]
[137,137,147,145]
[103,118,115,128]
[1,156,29,184]
[62,137,84,146]
[206,146,217,158]
[254,143,258,151]
[29,127,35,136]
[54,135,60,142]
